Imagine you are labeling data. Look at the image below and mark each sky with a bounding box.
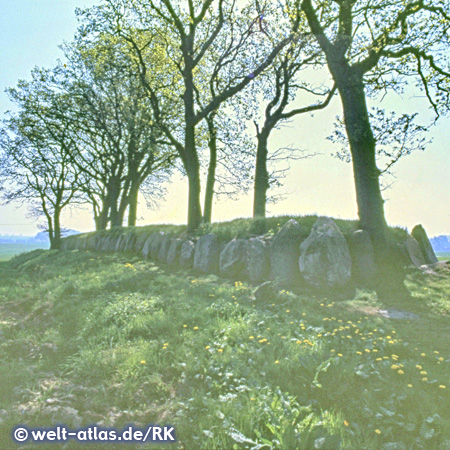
[0,1,449,238]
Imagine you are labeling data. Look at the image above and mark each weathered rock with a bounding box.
[167,239,184,266]
[100,235,113,252]
[404,235,427,268]
[254,281,277,302]
[158,233,172,261]
[270,219,303,283]
[299,217,352,287]
[220,239,248,278]
[179,240,195,269]
[348,230,376,282]
[149,232,165,259]
[247,237,270,283]
[194,234,220,273]
[115,234,125,252]
[86,234,99,251]
[134,231,152,254]
[123,232,137,252]
[141,233,157,259]
[412,225,438,264]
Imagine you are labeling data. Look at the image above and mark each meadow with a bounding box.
[0,243,49,261]
[0,247,449,449]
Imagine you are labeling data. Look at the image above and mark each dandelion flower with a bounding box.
[407,384,413,388]
[397,370,405,375]
[416,365,422,370]
[140,360,146,364]
[375,429,381,435]
[193,326,199,330]
[420,371,427,375]
[421,353,426,357]
[422,377,428,382]
[217,348,223,353]
[344,420,349,427]
[439,385,446,389]
[275,360,279,364]
[205,346,210,349]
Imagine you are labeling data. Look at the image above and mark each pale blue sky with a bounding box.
[0,1,449,237]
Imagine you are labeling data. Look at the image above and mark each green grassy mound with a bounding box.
[0,250,449,449]
[78,214,409,245]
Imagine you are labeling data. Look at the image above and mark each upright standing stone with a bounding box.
[179,240,195,269]
[149,232,165,259]
[158,233,172,261]
[348,230,376,282]
[220,239,248,278]
[167,239,184,266]
[247,238,270,283]
[404,235,427,268]
[270,219,303,283]
[134,231,152,254]
[299,217,352,287]
[193,234,220,273]
[123,232,137,252]
[412,225,438,264]
[141,233,157,259]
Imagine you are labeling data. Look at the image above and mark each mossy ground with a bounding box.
[0,245,449,450]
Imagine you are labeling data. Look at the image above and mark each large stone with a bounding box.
[100,235,112,252]
[179,240,195,269]
[219,239,248,278]
[141,233,157,259]
[247,238,270,283]
[149,232,165,259]
[404,235,427,268]
[134,231,152,254]
[115,234,125,252]
[123,232,137,252]
[158,233,172,261]
[270,219,303,283]
[299,217,352,287]
[167,239,184,266]
[412,225,438,264]
[348,230,376,282]
[193,234,220,273]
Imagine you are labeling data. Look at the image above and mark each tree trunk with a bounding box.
[337,72,390,258]
[127,186,139,227]
[109,177,123,228]
[183,44,202,234]
[253,129,270,218]
[203,116,217,224]
[51,209,62,250]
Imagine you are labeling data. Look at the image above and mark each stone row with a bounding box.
[60,218,438,288]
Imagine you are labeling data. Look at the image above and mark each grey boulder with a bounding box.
[270,219,303,283]
[219,239,248,278]
[179,240,195,269]
[247,238,270,283]
[411,225,438,264]
[193,234,220,273]
[299,217,352,287]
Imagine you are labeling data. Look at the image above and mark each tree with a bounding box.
[247,26,336,218]
[301,0,450,260]
[82,0,302,233]
[0,70,82,249]
[61,34,177,229]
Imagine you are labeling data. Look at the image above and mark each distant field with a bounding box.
[0,243,48,261]
[436,252,450,261]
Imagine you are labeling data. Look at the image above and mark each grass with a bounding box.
[436,252,450,261]
[0,249,449,450]
[0,243,49,261]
